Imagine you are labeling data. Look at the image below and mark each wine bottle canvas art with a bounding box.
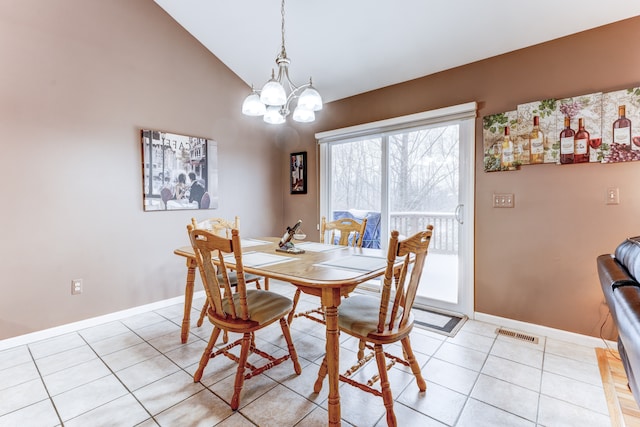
[602,88,640,163]
[483,86,640,172]
[482,110,518,172]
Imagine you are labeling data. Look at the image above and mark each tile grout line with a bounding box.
[27,343,65,426]
[450,331,498,426]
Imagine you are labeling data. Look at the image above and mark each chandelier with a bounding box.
[241,0,323,124]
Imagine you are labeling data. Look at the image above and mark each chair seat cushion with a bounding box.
[338,294,411,338]
[222,289,293,325]
[218,271,261,286]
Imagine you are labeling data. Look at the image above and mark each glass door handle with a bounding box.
[455,204,464,225]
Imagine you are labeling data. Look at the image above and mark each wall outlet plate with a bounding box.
[71,279,82,295]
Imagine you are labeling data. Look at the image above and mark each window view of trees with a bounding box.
[330,138,382,211]
[328,124,460,252]
[330,126,459,213]
[390,126,459,213]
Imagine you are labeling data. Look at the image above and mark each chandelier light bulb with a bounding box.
[263,106,286,124]
[242,92,266,116]
[260,72,287,106]
[292,105,315,123]
[297,85,323,111]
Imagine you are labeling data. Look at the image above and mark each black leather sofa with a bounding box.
[598,236,640,407]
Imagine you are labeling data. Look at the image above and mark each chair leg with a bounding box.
[357,339,366,360]
[194,326,222,382]
[231,332,251,410]
[401,336,426,391]
[196,300,208,327]
[287,288,302,325]
[374,344,397,427]
[264,277,270,291]
[279,318,301,374]
[313,356,329,393]
[223,330,229,344]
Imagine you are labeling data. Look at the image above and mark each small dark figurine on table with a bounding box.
[276,220,305,254]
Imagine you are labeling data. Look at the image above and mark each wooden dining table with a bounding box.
[174,237,392,426]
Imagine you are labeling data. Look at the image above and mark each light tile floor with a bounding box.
[0,281,613,426]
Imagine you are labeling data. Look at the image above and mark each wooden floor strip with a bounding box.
[596,347,640,427]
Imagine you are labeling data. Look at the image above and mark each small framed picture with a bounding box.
[290,151,307,194]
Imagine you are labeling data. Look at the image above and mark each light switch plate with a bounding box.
[493,193,514,208]
[606,187,620,205]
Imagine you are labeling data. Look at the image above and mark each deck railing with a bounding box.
[390,212,457,254]
[331,210,457,254]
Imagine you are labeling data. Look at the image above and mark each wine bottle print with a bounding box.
[613,105,636,151]
[529,116,544,164]
[573,118,589,163]
[501,126,514,169]
[559,116,574,164]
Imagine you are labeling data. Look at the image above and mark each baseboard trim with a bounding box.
[474,312,617,349]
[0,291,206,352]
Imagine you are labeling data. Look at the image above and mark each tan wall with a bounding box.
[286,16,640,339]
[0,0,285,340]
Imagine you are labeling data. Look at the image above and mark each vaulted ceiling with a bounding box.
[154,0,640,103]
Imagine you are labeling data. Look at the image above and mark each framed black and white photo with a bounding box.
[141,129,218,211]
[290,151,307,194]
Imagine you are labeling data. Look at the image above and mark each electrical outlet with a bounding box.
[493,193,514,208]
[71,279,82,295]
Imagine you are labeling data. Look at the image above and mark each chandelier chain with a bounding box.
[280,0,286,58]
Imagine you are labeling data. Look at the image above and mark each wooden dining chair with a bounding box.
[190,217,269,334]
[321,216,368,247]
[189,226,301,410]
[313,226,434,427]
[288,216,367,325]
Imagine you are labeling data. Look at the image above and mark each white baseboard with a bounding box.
[0,291,207,352]
[474,312,617,349]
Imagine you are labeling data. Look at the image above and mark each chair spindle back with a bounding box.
[188,226,249,321]
[379,225,434,333]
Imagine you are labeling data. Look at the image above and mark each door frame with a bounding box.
[317,102,476,317]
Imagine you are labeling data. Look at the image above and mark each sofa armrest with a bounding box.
[597,254,636,290]
[598,254,636,326]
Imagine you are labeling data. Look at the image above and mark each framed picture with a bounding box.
[141,129,219,211]
[290,151,307,194]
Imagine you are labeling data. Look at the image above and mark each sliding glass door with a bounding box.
[318,104,475,316]
[388,125,461,306]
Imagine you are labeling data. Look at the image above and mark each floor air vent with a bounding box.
[495,328,539,344]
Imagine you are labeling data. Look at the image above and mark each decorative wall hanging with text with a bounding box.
[483,86,640,172]
[141,129,219,211]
